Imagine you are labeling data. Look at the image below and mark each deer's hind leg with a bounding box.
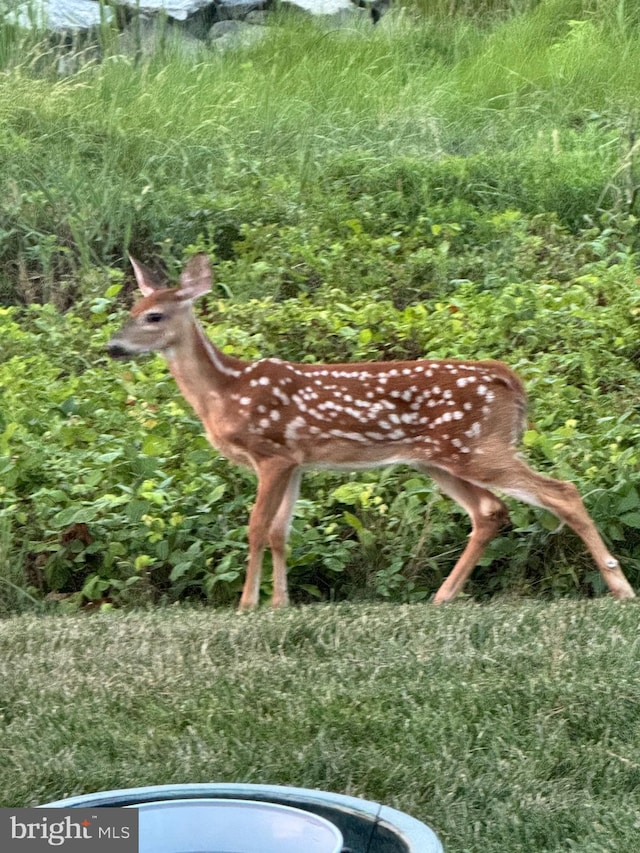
[475,457,635,600]
[421,466,511,604]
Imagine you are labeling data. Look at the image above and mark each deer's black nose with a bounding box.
[107,342,129,359]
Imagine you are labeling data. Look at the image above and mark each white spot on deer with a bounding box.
[273,387,290,405]
[285,416,307,443]
[389,429,407,440]
[239,396,251,406]
[319,400,344,413]
[270,410,281,421]
[340,407,361,421]
[259,418,270,430]
[328,429,369,443]
[452,410,464,420]
[465,422,482,439]
[477,384,487,396]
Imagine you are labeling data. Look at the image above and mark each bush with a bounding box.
[1,247,639,612]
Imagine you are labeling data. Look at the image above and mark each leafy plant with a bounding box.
[2,252,639,611]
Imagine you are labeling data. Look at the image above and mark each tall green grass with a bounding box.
[1,3,640,298]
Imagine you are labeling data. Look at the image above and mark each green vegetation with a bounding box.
[1,1,640,610]
[1,601,640,852]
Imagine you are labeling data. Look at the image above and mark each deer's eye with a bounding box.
[145,312,164,324]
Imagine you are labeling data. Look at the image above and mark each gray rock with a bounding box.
[208,18,267,48]
[279,0,359,16]
[117,15,205,57]
[9,0,114,31]
[8,0,384,67]
[244,9,270,24]
[115,0,214,23]
[215,0,264,21]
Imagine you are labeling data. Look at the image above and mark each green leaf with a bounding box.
[343,511,364,534]
[81,575,111,598]
[616,488,639,514]
[142,434,168,456]
[53,506,98,526]
[620,511,640,529]
[126,500,151,523]
[169,562,192,582]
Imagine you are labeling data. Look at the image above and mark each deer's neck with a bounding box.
[165,322,245,419]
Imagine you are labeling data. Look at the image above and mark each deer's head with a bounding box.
[107,254,212,360]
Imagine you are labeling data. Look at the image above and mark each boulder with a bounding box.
[215,0,264,21]
[9,0,114,31]
[7,0,389,69]
[208,19,267,49]
[280,0,361,17]
[113,0,213,23]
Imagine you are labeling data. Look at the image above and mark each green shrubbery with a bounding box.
[1,232,639,611]
[1,4,640,611]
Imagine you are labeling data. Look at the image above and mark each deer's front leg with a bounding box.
[268,469,302,609]
[238,459,299,612]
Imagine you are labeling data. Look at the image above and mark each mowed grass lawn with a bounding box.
[1,600,639,851]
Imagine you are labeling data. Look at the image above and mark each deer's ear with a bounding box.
[178,253,212,302]
[129,256,166,297]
